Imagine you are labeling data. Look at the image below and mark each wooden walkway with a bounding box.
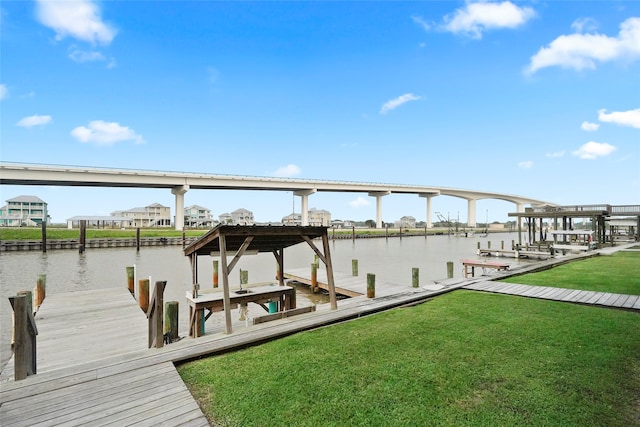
[0,288,209,426]
[463,281,640,310]
[1,280,467,426]
[284,268,419,297]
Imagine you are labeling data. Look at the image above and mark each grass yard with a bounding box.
[502,252,640,295]
[178,290,640,426]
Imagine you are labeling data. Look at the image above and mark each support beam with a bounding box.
[516,202,525,229]
[419,193,439,228]
[467,199,477,228]
[171,185,189,231]
[294,189,316,226]
[368,191,390,229]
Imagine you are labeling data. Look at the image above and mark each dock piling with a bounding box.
[213,260,219,288]
[367,273,375,298]
[139,278,149,313]
[126,266,135,294]
[164,301,179,342]
[311,263,318,293]
[9,294,37,381]
[352,259,358,276]
[35,273,46,311]
[412,268,419,288]
[447,261,454,279]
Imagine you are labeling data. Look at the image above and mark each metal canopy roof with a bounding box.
[184,224,328,257]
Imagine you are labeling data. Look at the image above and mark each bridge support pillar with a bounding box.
[171,185,189,231]
[516,202,525,229]
[467,199,477,228]
[369,191,390,229]
[294,189,316,226]
[419,193,439,228]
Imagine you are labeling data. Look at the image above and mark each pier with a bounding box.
[2,244,638,425]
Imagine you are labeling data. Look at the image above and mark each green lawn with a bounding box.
[502,252,640,295]
[178,290,640,426]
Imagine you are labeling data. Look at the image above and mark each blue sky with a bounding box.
[1,1,639,224]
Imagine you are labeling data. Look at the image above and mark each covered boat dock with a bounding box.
[183,225,337,335]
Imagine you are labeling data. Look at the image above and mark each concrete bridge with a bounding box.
[0,162,554,230]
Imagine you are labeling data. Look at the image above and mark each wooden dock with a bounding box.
[1,278,468,426]
[0,288,209,426]
[463,280,640,310]
[3,247,637,425]
[283,268,413,297]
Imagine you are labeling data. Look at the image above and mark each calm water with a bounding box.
[0,232,525,368]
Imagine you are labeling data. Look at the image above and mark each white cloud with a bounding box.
[380,93,421,114]
[272,164,301,178]
[581,121,600,131]
[571,17,599,33]
[68,47,105,63]
[518,160,533,169]
[545,151,565,158]
[598,108,640,129]
[349,196,371,208]
[17,115,52,127]
[0,84,7,100]
[35,0,117,45]
[411,15,431,31]
[71,120,144,145]
[442,1,536,39]
[572,141,616,159]
[525,17,640,75]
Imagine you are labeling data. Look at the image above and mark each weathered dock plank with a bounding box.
[463,281,639,311]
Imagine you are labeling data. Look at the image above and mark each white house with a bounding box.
[0,195,48,226]
[111,203,172,227]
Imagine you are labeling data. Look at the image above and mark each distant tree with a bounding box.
[365,219,376,228]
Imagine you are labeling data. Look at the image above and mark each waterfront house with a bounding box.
[184,205,215,228]
[219,208,255,225]
[0,195,48,226]
[111,203,172,227]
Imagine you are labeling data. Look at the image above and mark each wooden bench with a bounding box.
[461,259,510,278]
[186,284,296,337]
[253,305,316,325]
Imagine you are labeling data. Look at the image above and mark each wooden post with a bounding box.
[352,259,358,276]
[79,220,86,253]
[34,274,46,311]
[487,240,491,250]
[311,263,318,293]
[136,227,141,251]
[367,273,375,298]
[164,301,179,342]
[212,260,219,288]
[18,290,33,317]
[9,294,37,381]
[412,268,419,288]
[147,281,166,348]
[41,220,47,253]
[240,269,248,285]
[352,225,356,241]
[139,278,149,313]
[501,240,504,250]
[447,261,454,279]
[126,266,135,294]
